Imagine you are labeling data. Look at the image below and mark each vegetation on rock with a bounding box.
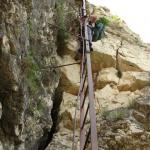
[56,0,69,52]
[22,50,40,94]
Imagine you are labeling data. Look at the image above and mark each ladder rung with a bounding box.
[83,127,91,150]
[81,86,88,108]
[81,56,87,77]
[80,72,87,93]
[81,103,89,129]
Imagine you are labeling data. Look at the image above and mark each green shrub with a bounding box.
[37,98,45,112]
[103,108,128,121]
[99,106,109,116]
[22,50,40,94]
[66,10,79,35]
[96,17,110,26]
[111,15,122,24]
[56,0,69,51]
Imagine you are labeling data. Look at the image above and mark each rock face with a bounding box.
[57,55,80,95]
[96,67,150,91]
[47,5,150,150]
[133,96,150,129]
[1,1,150,150]
[97,119,150,150]
[92,39,150,72]
[0,0,60,150]
[91,7,150,73]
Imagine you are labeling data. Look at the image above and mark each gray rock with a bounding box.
[0,0,59,149]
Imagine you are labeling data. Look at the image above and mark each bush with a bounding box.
[22,50,40,94]
[56,0,69,51]
[103,108,129,121]
[111,15,122,24]
[96,17,110,26]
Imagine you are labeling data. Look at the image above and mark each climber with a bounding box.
[92,17,109,42]
[92,22,105,41]
[87,15,97,51]
[77,15,97,53]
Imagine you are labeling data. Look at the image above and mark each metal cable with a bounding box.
[72,8,86,149]
[72,96,79,150]
[48,23,90,41]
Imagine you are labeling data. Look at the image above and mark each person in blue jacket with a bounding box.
[92,19,106,42]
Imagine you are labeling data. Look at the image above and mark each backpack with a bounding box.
[92,22,105,42]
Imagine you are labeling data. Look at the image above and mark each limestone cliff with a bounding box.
[47,5,150,150]
[1,1,150,150]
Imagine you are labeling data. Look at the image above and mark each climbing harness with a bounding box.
[72,0,98,150]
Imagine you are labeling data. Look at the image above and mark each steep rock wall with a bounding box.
[0,0,60,150]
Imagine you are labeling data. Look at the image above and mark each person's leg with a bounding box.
[78,40,83,53]
[89,42,93,51]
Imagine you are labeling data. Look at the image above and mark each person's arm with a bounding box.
[87,24,94,31]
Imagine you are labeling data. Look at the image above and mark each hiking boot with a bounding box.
[90,47,93,51]
[74,53,80,60]
[78,48,83,53]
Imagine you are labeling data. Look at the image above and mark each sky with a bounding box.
[88,0,150,43]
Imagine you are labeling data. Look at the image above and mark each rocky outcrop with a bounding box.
[46,129,75,150]
[92,7,150,73]
[0,0,60,150]
[96,67,150,91]
[97,90,150,150]
[97,119,150,150]
[57,55,80,95]
[132,96,150,129]
[95,85,139,110]
[47,5,150,150]
[92,40,150,72]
